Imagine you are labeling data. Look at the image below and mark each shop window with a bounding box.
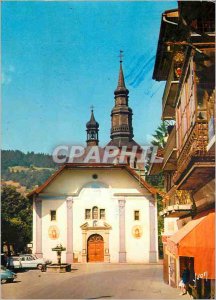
[50,210,56,221]
[100,209,105,219]
[134,210,140,221]
[85,209,91,219]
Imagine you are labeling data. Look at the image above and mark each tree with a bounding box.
[151,121,168,149]
[145,121,170,258]
[1,185,32,253]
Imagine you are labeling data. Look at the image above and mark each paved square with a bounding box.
[2,263,190,299]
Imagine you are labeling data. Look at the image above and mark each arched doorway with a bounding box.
[87,234,104,262]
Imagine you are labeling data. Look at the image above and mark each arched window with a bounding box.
[92,206,98,219]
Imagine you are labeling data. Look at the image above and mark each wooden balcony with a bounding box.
[173,121,215,190]
[162,67,179,120]
[163,126,177,171]
[159,185,193,217]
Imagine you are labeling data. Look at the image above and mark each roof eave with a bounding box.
[153,9,179,81]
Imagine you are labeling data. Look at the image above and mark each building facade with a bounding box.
[151,1,215,298]
[30,164,158,264]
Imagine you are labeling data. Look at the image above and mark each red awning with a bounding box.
[167,211,215,279]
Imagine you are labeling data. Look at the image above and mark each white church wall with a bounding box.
[103,197,119,263]
[125,198,150,263]
[42,199,67,262]
[32,199,37,255]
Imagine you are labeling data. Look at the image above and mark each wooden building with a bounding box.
[151,1,215,298]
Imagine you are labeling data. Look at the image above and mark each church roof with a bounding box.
[106,138,141,149]
[114,62,129,96]
[86,109,99,129]
[27,163,161,197]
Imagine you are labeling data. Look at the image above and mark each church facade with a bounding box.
[29,56,159,264]
[31,164,158,263]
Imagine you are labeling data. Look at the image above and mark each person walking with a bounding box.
[179,265,190,296]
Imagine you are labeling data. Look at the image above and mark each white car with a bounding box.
[9,255,51,270]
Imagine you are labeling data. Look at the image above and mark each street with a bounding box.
[2,263,190,299]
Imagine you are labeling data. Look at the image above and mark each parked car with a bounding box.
[8,255,51,270]
[8,256,21,269]
[1,265,17,283]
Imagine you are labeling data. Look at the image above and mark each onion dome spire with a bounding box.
[86,106,99,129]
[86,106,99,146]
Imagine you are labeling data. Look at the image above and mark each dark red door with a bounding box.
[87,234,104,262]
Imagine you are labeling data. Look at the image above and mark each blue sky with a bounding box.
[2,1,177,154]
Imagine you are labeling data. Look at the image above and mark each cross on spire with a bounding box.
[119,50,124,63]
[90,105,94,112]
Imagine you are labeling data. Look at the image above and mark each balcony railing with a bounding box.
[173,121,215,189]
[163,185,193,208]
[163,126,177,171]
[160,186,193,217]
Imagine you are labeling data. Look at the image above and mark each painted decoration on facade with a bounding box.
[132,225,143,239]
[48,225,60,240]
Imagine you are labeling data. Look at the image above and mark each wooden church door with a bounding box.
[87,234,104,262]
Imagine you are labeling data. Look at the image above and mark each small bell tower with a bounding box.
[86,106,99,146]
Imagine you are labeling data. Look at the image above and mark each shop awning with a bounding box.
[167,211,215,279]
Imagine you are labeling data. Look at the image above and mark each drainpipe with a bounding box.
[163,14,178,26]
[162,13,205,55]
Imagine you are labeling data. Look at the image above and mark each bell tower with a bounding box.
[108,51,139,148]
[86,107,99,147]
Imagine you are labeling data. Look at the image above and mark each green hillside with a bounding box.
[2,150,57,190]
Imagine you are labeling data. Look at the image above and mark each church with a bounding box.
[29,56,159,263]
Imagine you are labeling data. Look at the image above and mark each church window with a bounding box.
[100,209,105,219]
[92,206,98,219]
[134,210,140,221]
[50,210,56,221]
[85,209,91,219]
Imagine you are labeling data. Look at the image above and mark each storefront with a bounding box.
[166,210,215,298]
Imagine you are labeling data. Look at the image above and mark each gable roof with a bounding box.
[27,163,161,197]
